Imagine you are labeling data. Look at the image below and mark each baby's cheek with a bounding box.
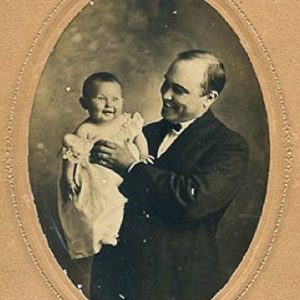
[115,107,123,114]
[95,102,105,110]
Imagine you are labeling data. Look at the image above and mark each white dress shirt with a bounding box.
[157,119,195,158]
[128,119,195,172]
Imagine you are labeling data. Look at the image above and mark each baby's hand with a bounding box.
[67,181,80,202]
[141,155,155,165]
[60,178,80,203]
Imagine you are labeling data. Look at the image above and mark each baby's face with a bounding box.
[86,81,124,123]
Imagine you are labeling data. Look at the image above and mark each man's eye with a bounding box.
[172,86,185,95]
[113,97,121,102]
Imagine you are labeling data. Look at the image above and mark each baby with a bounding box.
[58,72,148,259]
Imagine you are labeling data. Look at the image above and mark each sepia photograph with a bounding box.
[28,1,269,299]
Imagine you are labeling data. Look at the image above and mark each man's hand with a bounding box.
[90,140,138,176]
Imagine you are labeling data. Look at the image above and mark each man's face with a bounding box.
[160,59,209,123]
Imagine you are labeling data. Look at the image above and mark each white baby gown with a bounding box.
[58,113,143,259]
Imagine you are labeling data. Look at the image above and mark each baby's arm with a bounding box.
[60,134,81,202]
[60,123,89,202]
[61,159,79,202]
[133,132,149,160]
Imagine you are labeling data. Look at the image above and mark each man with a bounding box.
[90,50,249,300]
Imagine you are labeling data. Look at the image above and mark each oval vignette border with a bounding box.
[3,0,291,300]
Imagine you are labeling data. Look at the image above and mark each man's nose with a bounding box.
[162,88,173,101]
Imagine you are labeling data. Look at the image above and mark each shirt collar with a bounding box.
[172,119,195,134]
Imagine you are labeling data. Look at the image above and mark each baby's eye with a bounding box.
[97,96,106,102]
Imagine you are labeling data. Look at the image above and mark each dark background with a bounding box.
[29,0,269,297]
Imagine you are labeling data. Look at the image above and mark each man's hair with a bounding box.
[82,72,122,99]
[176,49,226,94]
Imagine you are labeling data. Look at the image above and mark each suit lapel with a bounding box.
[145,119,171,158]
[154,110,217,165]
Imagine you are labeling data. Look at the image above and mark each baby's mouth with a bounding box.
[103,109,115,114]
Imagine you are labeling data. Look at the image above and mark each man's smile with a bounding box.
[163,101,178,109]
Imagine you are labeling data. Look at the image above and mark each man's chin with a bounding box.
[161,110,179,123]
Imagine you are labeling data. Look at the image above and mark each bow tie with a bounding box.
[166,122,182,132]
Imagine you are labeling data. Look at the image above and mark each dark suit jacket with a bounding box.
[91,110,249,300]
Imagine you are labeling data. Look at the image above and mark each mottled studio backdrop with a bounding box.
[29,0,269,294]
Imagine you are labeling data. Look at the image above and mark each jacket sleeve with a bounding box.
[122,134,249,222]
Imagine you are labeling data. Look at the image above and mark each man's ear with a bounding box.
[79,96,88,110]
[202,90,219,109]
[207,90,219,102]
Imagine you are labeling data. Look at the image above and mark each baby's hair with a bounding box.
[82,72,122,99]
